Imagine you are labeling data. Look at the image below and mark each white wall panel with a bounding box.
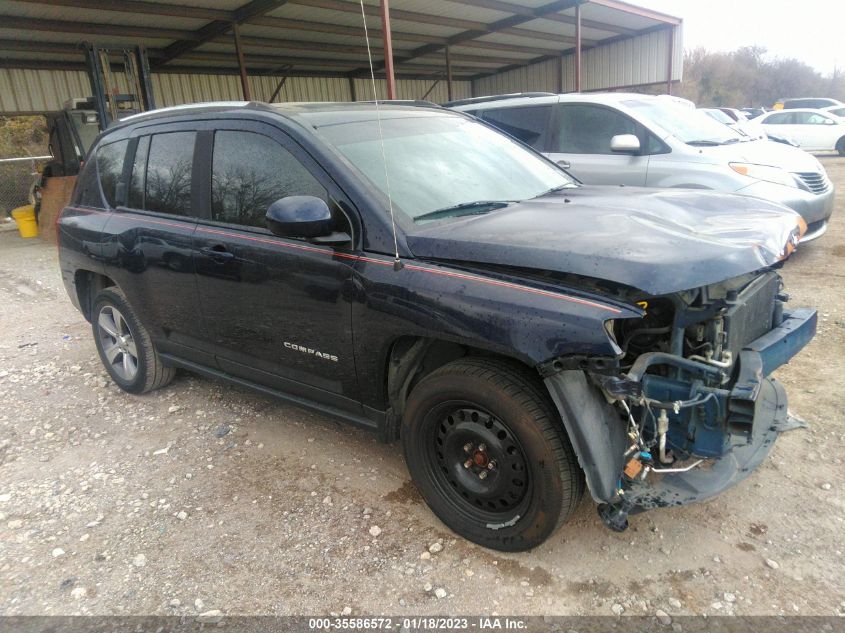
[473,25,683,97]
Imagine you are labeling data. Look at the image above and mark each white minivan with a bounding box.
[448,93,835,241]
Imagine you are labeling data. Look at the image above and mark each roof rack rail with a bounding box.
[442,92,556,108]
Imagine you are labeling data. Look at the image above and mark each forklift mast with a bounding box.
[82,43,156,131]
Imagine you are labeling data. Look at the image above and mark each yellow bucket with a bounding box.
[11,204,38,238]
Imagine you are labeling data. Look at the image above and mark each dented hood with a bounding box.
[406,186,803,295]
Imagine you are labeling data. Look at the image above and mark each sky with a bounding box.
[631,0,844,75]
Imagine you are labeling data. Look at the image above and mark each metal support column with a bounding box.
[666,25,675,95]
[348,76,357,102]
[557,54,563,93]
[445,45,453,101]
[232,23,251,101]
[379,0,396,100]
[574,3,582,92]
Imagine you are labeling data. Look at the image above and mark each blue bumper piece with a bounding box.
[745,308,817,377]
[622,308,816,513]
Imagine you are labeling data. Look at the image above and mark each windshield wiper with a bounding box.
[686,139,724,146]
[534,183,576,198]
[687,138,740,146]
[414,200,510,223]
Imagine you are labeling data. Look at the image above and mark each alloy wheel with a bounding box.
[97,305,139,381]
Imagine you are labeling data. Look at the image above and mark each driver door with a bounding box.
[192,121,361,412]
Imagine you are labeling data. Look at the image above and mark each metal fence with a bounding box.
[0,155,50,216]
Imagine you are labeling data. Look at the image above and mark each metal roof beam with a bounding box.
[13,0,231,21]
[441,0,637,35]
[348,0,583,76]
[588,0,681,25]
[156,0,290,66]
[287,0,492,31]
[0,15,199,41]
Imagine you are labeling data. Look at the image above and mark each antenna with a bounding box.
[358,0,403,272]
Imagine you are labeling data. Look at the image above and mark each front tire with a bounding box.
[837,137,845,157]
[92,287,175,394]
[402,358,583,551]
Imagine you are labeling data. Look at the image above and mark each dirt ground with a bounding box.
[1,158,844,619]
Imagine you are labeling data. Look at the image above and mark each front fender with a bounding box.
[351,256,641,410]
[544,370,627,503]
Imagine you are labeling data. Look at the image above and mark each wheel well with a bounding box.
[74,270,116,322]
[384,337,537,438]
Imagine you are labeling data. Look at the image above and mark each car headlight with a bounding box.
[729,162,797,188]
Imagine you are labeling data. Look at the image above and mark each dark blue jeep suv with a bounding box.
[58,101,816,551]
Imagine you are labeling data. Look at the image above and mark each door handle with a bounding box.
[556,159,571,169]
[200,245,235,262]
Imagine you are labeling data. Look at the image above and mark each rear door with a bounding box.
[546,103,650,185]
[98,125,212,366]
[192,120,361,414]
[795,111,840,150]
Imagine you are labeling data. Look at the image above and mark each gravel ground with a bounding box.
[1,158,844,618]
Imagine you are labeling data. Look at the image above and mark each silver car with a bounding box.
[449,93,835,242]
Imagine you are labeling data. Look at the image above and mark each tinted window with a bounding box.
[97,139,129,208]
[145,132,195,216]
[211,130,326,227]
[830,107,845,117]
[762,112,791,125]
[784,99,839,109]
[74,156,102,207]
[794,112,834,125]
[128,135,150,209]
[555,105,638,154]
[481,106,552,149]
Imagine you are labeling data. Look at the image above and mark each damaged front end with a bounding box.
[544,270,816,531]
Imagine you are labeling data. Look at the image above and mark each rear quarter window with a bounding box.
[96,139,129,208]
[74,156,102,208]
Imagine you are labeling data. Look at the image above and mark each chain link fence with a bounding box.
[0,156,51,217]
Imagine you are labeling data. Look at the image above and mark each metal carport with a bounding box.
[0,0,682,113]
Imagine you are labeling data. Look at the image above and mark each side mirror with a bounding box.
[266,196,333,238]
[610,134,641,154]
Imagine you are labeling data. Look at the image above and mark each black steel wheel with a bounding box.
[403,357,584,551]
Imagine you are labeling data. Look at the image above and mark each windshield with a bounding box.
[317,113,574,222]
[701,109,734,125]
[625,99,744,145]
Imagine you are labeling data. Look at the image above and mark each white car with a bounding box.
[754,108,845,155]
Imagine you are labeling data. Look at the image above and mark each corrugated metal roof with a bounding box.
[0,0,681,113]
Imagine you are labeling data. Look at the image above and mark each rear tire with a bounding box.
[837,137,845,157]
[402,357,583,551]
[91,287,175,394]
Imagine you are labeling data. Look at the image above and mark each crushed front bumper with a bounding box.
[624,308,817,513]
[623,377,799,512]
[547,308,817,531]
